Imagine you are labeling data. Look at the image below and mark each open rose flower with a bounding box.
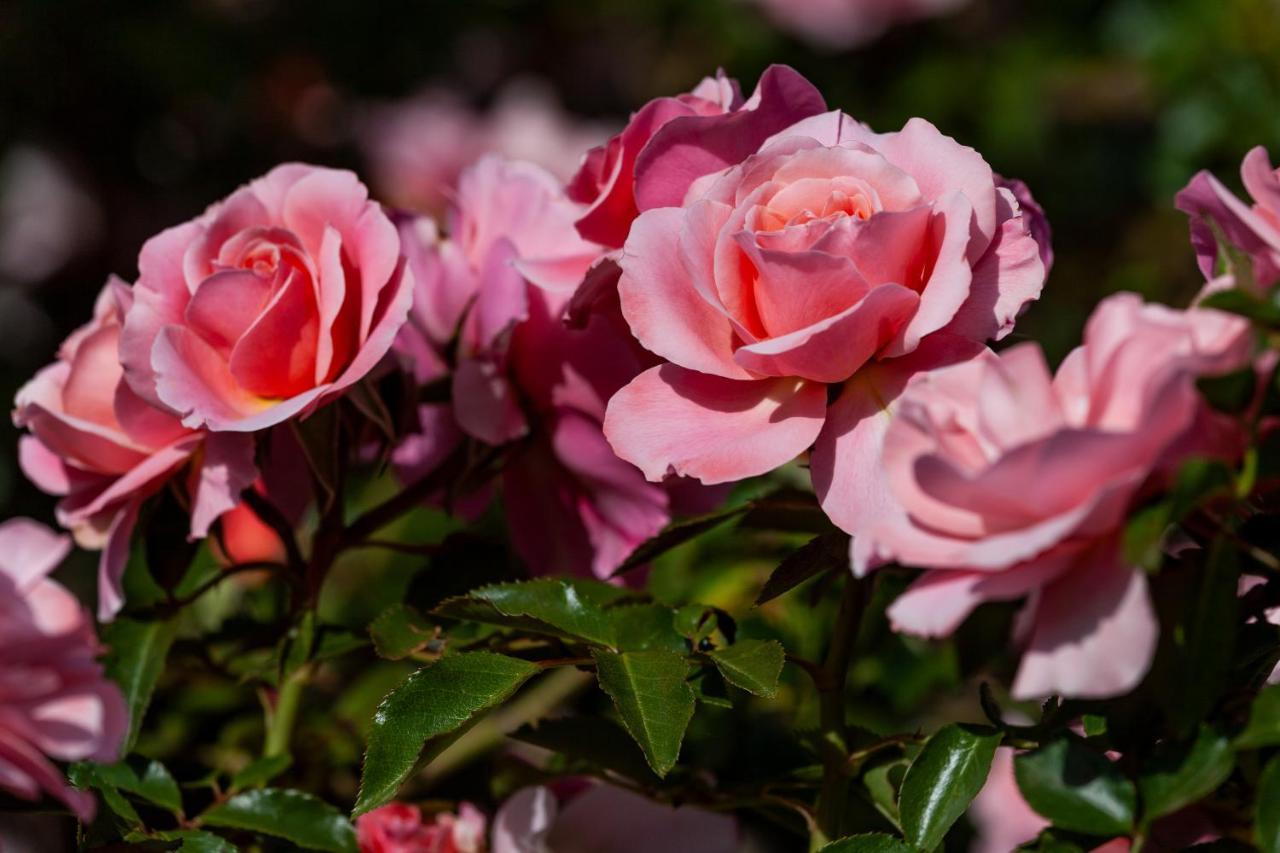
[393,156,713,578]
[119,163,414,432]
[864,293,1249,697]
[746,0,969,51]
[357,801,486,853]
[603,104,1051,529]
[567,65,826,248]
[0,518,126,821]
[14,279,257,619]
[1177,145,1280,289]
[492,780,738,853]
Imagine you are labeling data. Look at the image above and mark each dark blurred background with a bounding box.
[2,0,1279,526]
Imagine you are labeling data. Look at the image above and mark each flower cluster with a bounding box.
[7,62,1279,850]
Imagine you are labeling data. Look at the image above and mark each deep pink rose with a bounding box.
[356,802,485,853]
[748,0,968,50]
[491,781,738,853]
[867,293,1249,698]
[1177,145,1280,288]
[393,157,712,578]
[566,65,826,248]
[0,518,127,821]
[604,108,1050,521]
[119,163,413,432]
[14,279,257,620]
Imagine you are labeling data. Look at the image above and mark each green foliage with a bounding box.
[819,833,915,853]
[1259,755,1280,853]
[1014,737,1136,835]
[202,788,357,852]
[101,618,178,754]
[1237,684,1280,748]
[591,649,696,777]
[707,638,785,698]
[368,603,439,660]
[355,652,539,815]
[897,723,1001,850]
[1137,725,1234,824]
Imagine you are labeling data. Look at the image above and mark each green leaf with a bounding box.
[738,487,833,533]
[610,504,751,577]
[230,754,293,792]
[1138,725,1234,824]
[67,762,142,827]
[511,716,659,784]
[1014,737,1136,835]
[1173,535,1240,732]
[862,757,908,830]
[898,723,1001,850]
[369,604,439,660]
[1259,754,1280,853]
[756,532,850,605]
[1198,367,1258,414]
[175,831,238,853]
[819,833,915,853]
[202,788,356,852]
[591,648,695,777]
[707,639,785,698]
[1199,287,1280,327]
[1237,684,1280,749]
[434,578,632,647]
[610,603,686,652]
[101,617,178,753]
[354,652,539,815]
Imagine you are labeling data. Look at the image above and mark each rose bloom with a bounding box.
[356,802,485,853]
[1177,145,1280,289]
[394,156,708,578]
[360,82,611,216]
[0,518,126,821]
[864,293,1250,698]
[567,65,826,248]
[491,780,738,853]
[602,95,1051,533]
[119,163,413,432]
[747,0,969,51]
[15,279,258,619]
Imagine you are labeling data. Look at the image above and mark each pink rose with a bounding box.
[14,279,257,620]
[1177,146,1280,288]
[0,518,127,822]
[360,82,611,216]
[393,156,714,578]
[868,293,1249,698]
[566,65,827,248]
[356,802,486,853]
[603,107,1050,517]
[491,780,738,853]
[119,163,414,432]
[747,0,969,51]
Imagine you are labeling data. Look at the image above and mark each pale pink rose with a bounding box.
[0,518,127,822]
[491,781,738,853]
[393,157,709,579]
[360,82,612,216]
[14,279,257,620]
[747,0,969,51]
[356,801,486,853]
[118,163,414,433]
[567,65,826,248]
[869,293,1250,698]
[603,105,1050,520]
[1177,146,1280,288]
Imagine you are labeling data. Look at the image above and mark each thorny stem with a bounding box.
[814,575,865,848]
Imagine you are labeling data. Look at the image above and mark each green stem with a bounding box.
[264,667,308,758]
[814,575,865,846]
